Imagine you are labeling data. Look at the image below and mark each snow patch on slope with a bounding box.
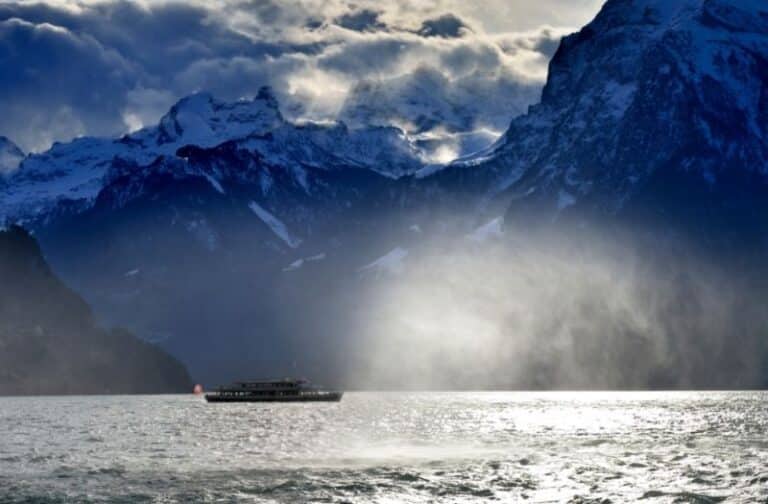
[358,247,409,277]
[282,253,326,272]
[203,173,225,194]
[466,217,504,243]
[248,201,302,249]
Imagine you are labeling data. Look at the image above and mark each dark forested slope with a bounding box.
[0,225,192,395]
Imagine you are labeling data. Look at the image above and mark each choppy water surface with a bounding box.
[1,392,767,503]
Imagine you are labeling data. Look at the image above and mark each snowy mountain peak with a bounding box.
[574,0,768,46]
[598,0,701,25]
[541,0,768,108]
[0,86,425,224]
[156,86,284,148]
[0,136,24,174]
[448,0,768,218]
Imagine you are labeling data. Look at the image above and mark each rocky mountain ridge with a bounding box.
[0,87,423,227]
[441,0,768,241]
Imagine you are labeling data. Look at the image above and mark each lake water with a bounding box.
[1,392,767,502]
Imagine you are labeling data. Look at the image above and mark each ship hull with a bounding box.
[204,392,343,403]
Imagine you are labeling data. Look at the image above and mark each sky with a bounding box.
[0,0,604,153]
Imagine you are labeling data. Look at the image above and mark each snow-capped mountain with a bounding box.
[1,90,283,220]
[0,136,23,174]
[439,0,768,239]
[0,86,430,385]
[0,87,423,226]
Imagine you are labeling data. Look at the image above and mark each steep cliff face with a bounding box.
[439,0,768,244]
[0,226,192,395]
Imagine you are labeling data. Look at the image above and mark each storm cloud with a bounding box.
[0,0,602,153]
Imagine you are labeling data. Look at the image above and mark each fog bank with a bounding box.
[346,225,768,390]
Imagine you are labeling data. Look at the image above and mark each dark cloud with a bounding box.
[305,18,324,30]
[334,9,386,32]
[438,42,503,77]
[0,1,290,151]
[417,13,470,38]
[0,17,138,150]
[0,2,275,74]
[239,0,285,25]
[533,30,564,57]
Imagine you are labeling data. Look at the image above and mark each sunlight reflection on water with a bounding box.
[1,391,766,502]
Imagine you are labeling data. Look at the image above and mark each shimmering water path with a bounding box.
[1,392,767,502]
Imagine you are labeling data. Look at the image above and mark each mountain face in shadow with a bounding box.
[438,0,768,247]
[0,226,192,395]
